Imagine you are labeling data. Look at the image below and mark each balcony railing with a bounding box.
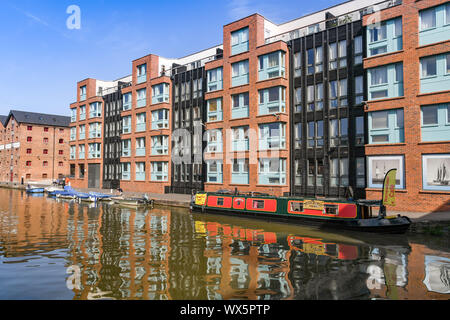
[265,0,402,44]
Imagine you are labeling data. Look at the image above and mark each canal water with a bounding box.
[0,188,449,300]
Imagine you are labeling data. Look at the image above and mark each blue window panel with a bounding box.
[259,86,286,115]
[421,103,450,142]
[207,98,223,122]
[152,83,170,104]
[232,139,249,152]
[136,123,146,132]
[368,109,404,144]
[79,132,85,140]
[231,27,249,56]
[135,148,146,157]
[78,151,85,160]
[258,172,287,185]
[206,161,223,183]
[135,172,145,181]
[231,159,249,184]
[420,53,450,94]
[89,102,102,118]
[123,93,132,111]
[206,130,223,153]
[137,98,146,108]
[367,63,403,100]
[207,67,223,92]
[419,4,450,46]
[231,60,249,87]
[367,17,402,57]
[258,51,286,81]
[231,173,249,184]
[137,74,146,84]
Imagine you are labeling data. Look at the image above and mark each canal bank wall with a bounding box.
[1,182,449,236]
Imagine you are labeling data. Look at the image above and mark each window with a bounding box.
[206,160,223,183]
[307,121,323,148]
[231,27,249,55]
[294,52,302,77]
[258,51,285,80]
[43,161,48,167]
[308,159,324,186]
[330,118,348,147]
[27,126,32,131]
[369,23,387,42]
[421,103,450,142]
[294,87,302,113]
[420,53,450,93]
[356,116,365,145]
[206,129,222,153]
[59,139,64,144]
[59,150,64,155]
[307,48,314,74]
[355,75,364,104]
[329,79,347,109]
[231,92,249,119]
[419,4,450,46]
[315,46,323,72]
[123,93,132,110]
[43,137,48,143]
[151,109,169,129]
[324,205,339,215]
[135,162,145,181]
[420,7,436,30]
[369,109,404,144]
[44,127,49,132]
[294,123,302,149]
[329,41,346,69]
[290,202,303,212]
[152,83,170,103]
[207,67,223,92]
[207,98,223,122]
[258,158,286,185]
[252,200,265,209]
[26,148,32,154]
[356,157,365,187]
[368,63,403,100]
[231,159,249,184]
[231,126,249,152]
[259,86,286,114]
[137,64,147,84]
[27,137,32,142]
[137,88,147,108]
[232,60,249,86]
[26,161,32,166]
[421,56,437,77]
[259,122,286,150]
[354,36,363,65]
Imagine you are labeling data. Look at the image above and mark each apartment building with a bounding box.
[68,0,449,212]
[363,0,450,211]
[0,110,70,184]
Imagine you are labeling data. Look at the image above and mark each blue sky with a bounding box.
[0,0,342,117]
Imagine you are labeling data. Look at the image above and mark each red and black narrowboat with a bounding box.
[190,170,411,234]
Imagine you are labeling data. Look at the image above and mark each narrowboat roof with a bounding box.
[199,191,362,204]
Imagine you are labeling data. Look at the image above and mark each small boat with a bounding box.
[76,193,98,202]
[191,170,411,234]
[89,192,113,201]
[55,186,78,199]
[26,187,45,194]
[110,195,154,208]
[45,186,64,193]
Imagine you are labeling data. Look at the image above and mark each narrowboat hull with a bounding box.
[190,193,411,234]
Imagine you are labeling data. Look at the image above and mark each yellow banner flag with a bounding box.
[382,169,397,206]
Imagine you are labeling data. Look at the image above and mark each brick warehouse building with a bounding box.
[68,0,449,212]
[0,110,70,184]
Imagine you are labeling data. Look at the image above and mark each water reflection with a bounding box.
[0,188,449,300]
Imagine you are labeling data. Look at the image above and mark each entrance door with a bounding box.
[88,164,100,189]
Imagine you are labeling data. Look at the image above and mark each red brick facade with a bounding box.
[0,115,70,184]
[363,0,450,212]
[204,14,290,196]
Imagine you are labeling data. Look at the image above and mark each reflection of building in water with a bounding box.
[65,203,172,300]
[423,256,450,294]
[0,189,68,258]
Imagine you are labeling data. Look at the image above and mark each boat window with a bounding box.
[217,198,224,206]
[290,201,304,212]
[324,204,339,215]
[252,200,265,209]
